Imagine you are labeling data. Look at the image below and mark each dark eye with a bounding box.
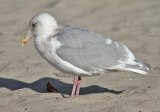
[32,21,37,27]
[32,23,36,27]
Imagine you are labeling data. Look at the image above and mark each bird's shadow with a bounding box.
[0,77,124,96]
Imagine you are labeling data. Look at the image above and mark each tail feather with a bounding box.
[108,60,153,75]
[119,60,153,75]
[134,60,153,71]
[125,68,148,75]
[124,60,153,75]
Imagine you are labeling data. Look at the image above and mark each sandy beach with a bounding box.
[0,0,160,111]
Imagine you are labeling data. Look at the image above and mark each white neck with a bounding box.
[36,24,58,38]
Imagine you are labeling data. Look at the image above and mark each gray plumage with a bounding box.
[24,13,152,76]
[22,13,154,98]
[54,25,152,74]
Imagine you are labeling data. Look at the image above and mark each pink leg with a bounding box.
[71,76,78,98]
[57,76,82,99]
[76,76,82,97]
[70,76,82,98]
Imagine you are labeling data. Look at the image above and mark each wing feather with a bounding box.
[55,25,132,73]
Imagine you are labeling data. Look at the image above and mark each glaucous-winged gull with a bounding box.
[21,13,152,98]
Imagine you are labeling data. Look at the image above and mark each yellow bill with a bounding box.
[21,33,31,47]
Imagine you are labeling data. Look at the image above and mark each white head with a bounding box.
[21,13,58,46]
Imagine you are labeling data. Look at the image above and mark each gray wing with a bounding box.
[56,25,132,72]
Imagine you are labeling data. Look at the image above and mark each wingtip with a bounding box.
[145,64,153,71]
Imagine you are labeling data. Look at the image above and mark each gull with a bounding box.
[21,13,152,98]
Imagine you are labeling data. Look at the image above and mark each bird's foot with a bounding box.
[56,76,82,99]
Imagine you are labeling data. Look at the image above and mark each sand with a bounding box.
[0,0,160,112]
